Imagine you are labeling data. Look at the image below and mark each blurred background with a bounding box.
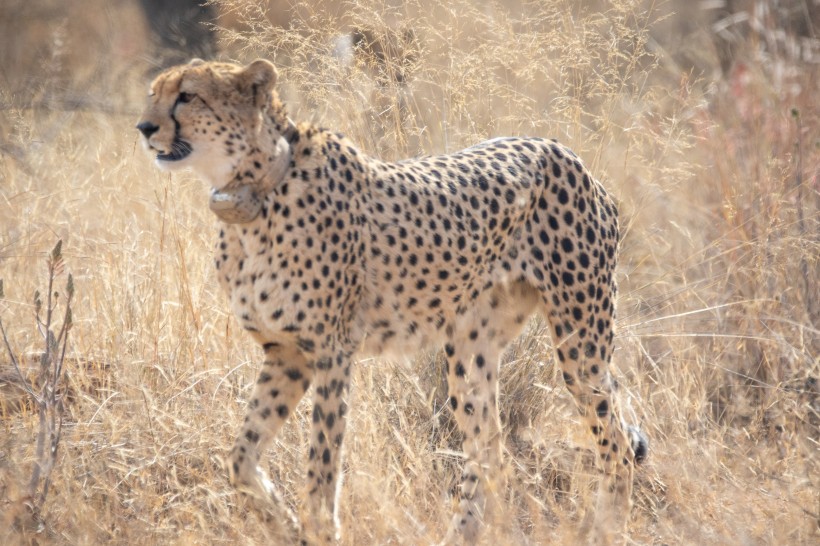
[1,1,818,544]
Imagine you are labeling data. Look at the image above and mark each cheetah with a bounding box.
[136,58,648,543]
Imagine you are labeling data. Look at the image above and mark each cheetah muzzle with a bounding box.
[136,58,649,545]
[156,137,193,162]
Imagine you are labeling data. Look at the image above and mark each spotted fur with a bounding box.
[137,59,648,544]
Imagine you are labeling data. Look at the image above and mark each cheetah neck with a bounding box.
[209,117,298,224]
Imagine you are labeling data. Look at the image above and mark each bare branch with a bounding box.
[0,316,41,404]
[1,239,74,521]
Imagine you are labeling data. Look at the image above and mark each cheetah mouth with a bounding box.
[156,139,193,162]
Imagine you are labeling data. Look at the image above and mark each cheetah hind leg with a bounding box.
[588,424,649,542]
[440,283,538,544]
[439,348,508,543]
[440,460,497,545]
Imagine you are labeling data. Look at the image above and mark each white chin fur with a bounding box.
[154,157,191,171]
[153,147,234,190]
[191,148,234,190]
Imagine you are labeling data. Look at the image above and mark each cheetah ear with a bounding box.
[238,59,278,108]
[188,58,206,67]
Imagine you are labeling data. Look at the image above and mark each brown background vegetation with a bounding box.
[1,0,818,544]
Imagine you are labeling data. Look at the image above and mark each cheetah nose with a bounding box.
[136,121,159,139]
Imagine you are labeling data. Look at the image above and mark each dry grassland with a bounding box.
[1,0,818,544]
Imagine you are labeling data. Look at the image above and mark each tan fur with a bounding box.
[137,59,648,545]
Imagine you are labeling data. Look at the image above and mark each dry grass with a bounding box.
[1,0,818,544]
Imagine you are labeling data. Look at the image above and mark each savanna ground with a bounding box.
[1,0,818,544]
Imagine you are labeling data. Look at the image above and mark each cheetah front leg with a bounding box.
[301,350,352,545]
[228,342,314,535]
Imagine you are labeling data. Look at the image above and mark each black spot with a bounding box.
[557,188,569,204]
[296,338,315,353]
[596,399,609,418]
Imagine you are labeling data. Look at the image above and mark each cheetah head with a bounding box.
[136,59,293,223]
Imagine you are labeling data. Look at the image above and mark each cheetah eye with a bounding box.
[178,92,196,104]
